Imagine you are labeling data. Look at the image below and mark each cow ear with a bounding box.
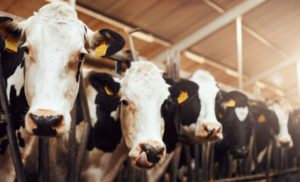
[0,17,25,48]
[86,28,125,57]
[168,79,199,105]
[89,73,120,96]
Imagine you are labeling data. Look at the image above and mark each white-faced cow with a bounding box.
[0,1,125,181]
[80,61,192,181]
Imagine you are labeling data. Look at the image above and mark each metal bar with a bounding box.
[0,40,27,182]
[244,53,300,87]
[209,142,215,181]
[296,61,300,97]
[215,167,300,182]
[183,145,193,182]
[170,145,182,182]
[203,0,288,59]
[68,100,77,182]
[236,16,243,90]
[194,144,200,182]
[38,138,49,182]
[74,73,92,182]
[154,0,266,63]
[127,29,139,61]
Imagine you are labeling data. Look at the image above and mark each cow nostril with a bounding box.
[29,113,63,127]
[140,143,165,164]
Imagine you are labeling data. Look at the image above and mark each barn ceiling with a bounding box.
[1,0,300,107]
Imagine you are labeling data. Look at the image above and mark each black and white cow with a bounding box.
[79,61,201,181]
[0,0,125,136]
[147,70,224,181]
[250,99,293,171]
[287,109,300,167]
[215,90,254,159]
[0,1,125,181]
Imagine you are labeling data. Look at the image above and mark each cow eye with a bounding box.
[79,53,85,60]
[120,100,128,106]
[23,46,29,54]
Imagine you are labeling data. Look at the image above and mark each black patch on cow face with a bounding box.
[87,73,122,152]
[161,79,200,153]
[216,91,254,159]
[0,17,23,39]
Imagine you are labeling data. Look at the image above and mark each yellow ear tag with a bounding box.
[177,91,188,104]
[218,113,224,119]
[258,114,266,123]
[94,42,108,57]
[104,85,114,96]
[4,38,18,53]
[224,99,236,108]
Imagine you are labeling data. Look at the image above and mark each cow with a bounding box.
[249,99,293,172]
[287,109,300,167]
[147,70,224,181]
[79,61,201,181]
[214,90,254,177]
[0,1,125,181]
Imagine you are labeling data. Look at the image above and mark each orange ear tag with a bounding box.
[258,114,266,123]
[4,38,18,52]
[104,85,114,96]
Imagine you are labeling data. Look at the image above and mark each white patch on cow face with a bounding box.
[6,64,24,103]
[269,102,293,148]
[235,106,249,122]
[22,2,88,133]
[189,70,222,140]
[119,61,168,153]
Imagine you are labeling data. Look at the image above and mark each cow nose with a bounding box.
[140,143,165,163]
[232,146,248,159]
[197,122,223,141]
[27,110,63,137]
[279,140,292,148]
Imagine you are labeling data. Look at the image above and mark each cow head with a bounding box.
[0,1,125,136]
[188,70,223,142]
[216,91,254,159]
[119,61,169,169]
[268,100,293,148]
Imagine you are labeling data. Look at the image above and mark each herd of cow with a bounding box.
[0,1,300,182]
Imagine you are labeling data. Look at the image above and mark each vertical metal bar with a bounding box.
[127,29,140,61]
[38,138,49,182]
[194,144,200,182]
[170,145,182,182]
[209,142,215,180]
[183,145,193,182]
[75,73,92,182]
[296,61,300,97]
[0,41,26,182]
[68,101,77,182]
[236,16,243,90]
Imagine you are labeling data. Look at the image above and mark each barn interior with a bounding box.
[1,0,300,181]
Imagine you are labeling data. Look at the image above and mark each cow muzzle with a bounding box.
[130,141,166,169]
[277,135,293,148]
[196,122,222,141]
[26,109,64,136]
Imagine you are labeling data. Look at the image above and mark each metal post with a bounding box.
[38,138,49,182]
[68,100,77,182]
[183,145,193,182]
[127,28,140,61]
[236,16,243,90]
[74,73,92,182]
[194,144,200,182]
[0,38,26,182]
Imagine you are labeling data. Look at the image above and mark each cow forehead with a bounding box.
[120,61,169,103]
[25,2,85,52]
